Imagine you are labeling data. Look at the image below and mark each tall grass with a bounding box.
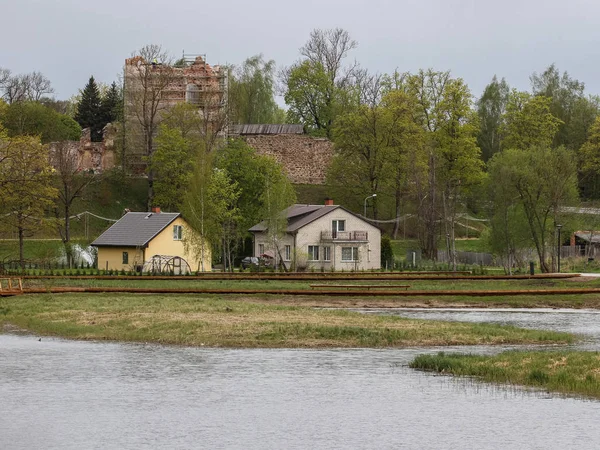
[410,350,600,399]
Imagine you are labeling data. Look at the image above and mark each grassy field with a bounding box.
[0,293,575,348]
[410,350,600,400]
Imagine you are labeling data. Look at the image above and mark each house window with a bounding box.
[122,252,129,264]
[173,225,183,241]
[323,246,331,261]
[284,245,291,261]
[308,245,319,261]
[341,247,359,261]
[332,220,345,238]
[259,244,265,256]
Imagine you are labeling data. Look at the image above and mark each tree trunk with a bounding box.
[18,225,24,269]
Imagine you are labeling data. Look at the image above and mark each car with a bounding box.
[240,256,259,269]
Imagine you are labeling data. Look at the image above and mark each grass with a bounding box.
[0,293,575,348]
[21,276,600,292]
[410,350,600,400]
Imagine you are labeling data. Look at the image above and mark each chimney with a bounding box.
[151,206,161,213]
[324,198,334,206]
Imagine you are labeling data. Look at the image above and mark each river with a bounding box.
[2,308,600,449]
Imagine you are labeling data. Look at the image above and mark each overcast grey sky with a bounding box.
[3,0,600,102]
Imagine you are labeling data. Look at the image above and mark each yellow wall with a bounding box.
[97,247,144,272]
[146,217,211,272]
[96,217,212,272]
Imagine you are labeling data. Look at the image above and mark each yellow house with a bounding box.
[92,209,211,273]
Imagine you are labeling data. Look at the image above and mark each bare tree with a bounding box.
[0,70,54,103]
[27,71,54,101]
[50,142,97,267]
[124,45,175,210]
[300,28,358,86]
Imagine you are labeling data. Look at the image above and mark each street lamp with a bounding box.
[364,194,377,218]
[557,224,563,273]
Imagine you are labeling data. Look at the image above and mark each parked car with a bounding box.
[240,256,259,269]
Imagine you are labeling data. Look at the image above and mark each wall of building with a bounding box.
[145,217,212,272]
[242,134,334,185]
[253,208,381,271]
[97,246,144,271]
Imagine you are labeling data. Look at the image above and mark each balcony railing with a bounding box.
[321,231,368,241]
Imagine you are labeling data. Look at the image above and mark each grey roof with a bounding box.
[575,231,600,244]
[249,204,343,233]
[91,212,180,247]
[230,124,304,135]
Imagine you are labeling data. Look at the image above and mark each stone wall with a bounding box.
[242,134,334,185]
[48,124,116,173]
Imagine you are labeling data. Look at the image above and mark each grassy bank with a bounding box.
[0,294,575,348]
[410,351,600,399]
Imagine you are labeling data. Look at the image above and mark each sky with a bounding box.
[2,0,600,103]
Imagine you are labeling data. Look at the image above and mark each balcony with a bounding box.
[321,231,368,242]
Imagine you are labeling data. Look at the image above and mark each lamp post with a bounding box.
[557,224,563,273]
[364,194,377,218]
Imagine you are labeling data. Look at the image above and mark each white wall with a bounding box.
[253,208,381,271]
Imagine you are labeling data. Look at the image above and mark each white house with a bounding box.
[249,200,381,271]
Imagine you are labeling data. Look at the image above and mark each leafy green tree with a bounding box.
[477,76,510,161]
[1,101,81,143]
[380,235,394,270]
[75,76,104,141]
[215,138,296,236]
[282,28,358,137]
[0,135,57,266]
[530,64,594,149]
[401,70,484,264]
[328,87,424,221]
[151,123,201,211]
[501,91,562,151]
[228,55,283,124]
[206,169,242,272]
[487,146,578,272]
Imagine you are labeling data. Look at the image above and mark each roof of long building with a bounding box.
[229,124,304,135]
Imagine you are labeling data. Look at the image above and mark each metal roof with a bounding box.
[249,204,344,233]
[229,124,304,135]
[91,212,180,247]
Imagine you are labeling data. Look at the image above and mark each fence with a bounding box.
[437,250,494,266]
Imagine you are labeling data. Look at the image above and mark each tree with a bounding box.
[124,44,176,210]
[215,139,296,248]
[0,135,57,266]
[0,70,53,103]
[501,91,562,151]
[150,123,200,211]
[50,142,98,267]
[328,84,424,221]
[75,76,104,142]
[399,70,484,263]
[257,157,297,271]
[228,55,283,124]
[488,146,578,272]
[282,28,358,137]
[101,81,122,126]
[530,64,590,149]
[476,76,510,161]
[1,101,81,143]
